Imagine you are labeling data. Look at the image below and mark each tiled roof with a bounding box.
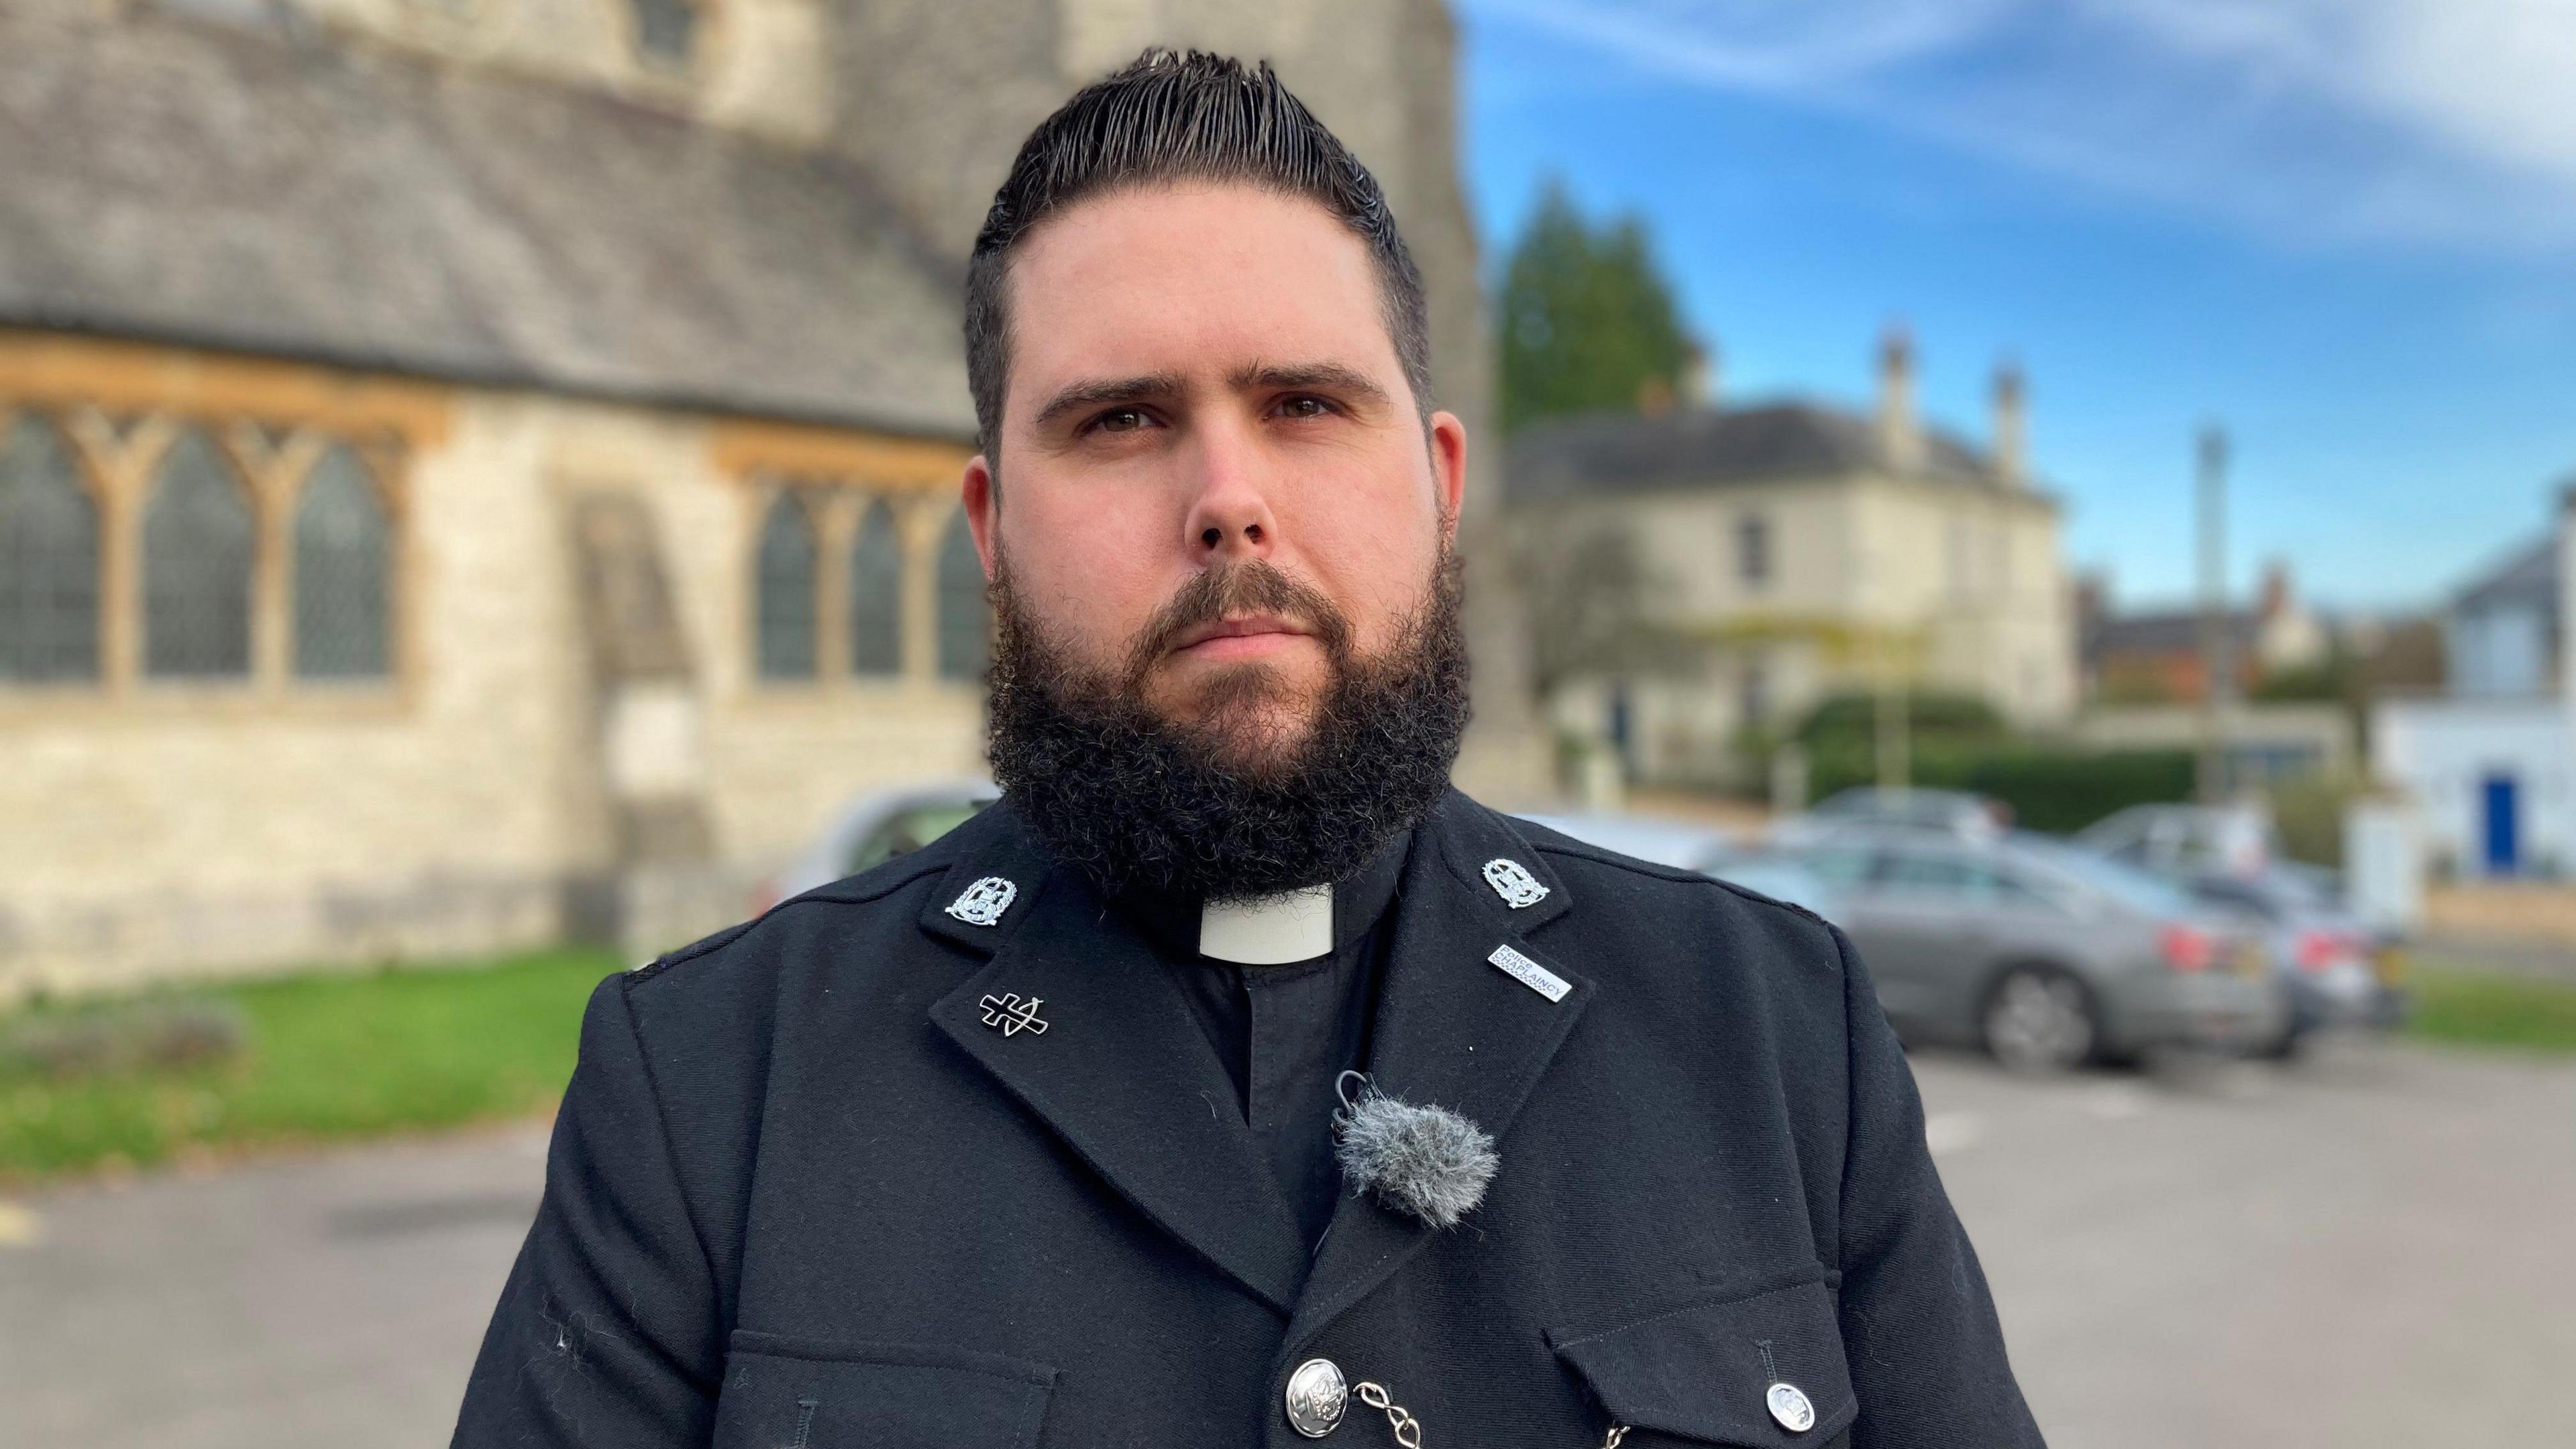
[1502,400,2043,506]
[0,4,975,437]
[2452,534,2556,614]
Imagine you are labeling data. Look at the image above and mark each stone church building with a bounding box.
[0,0,1525,994]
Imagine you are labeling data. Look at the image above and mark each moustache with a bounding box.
[1120,561,1354,689]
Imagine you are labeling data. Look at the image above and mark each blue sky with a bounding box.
[1457,0,2576,614]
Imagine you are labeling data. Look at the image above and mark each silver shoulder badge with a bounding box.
[1481,857,1550,909]
[945,875,1018,927]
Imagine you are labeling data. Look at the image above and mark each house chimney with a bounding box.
[1636,374,1676,417]
[1682,340,1720,411]
[1878,324,1920,472]
[1992,360,2027,486]
[1679,347,1721,415]
[2557,480,2576,698]
[2259,558,2292,622]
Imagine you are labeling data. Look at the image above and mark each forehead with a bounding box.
[1002,182,1398,398]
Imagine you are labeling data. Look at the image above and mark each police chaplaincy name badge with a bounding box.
[1487,943,1571,1002]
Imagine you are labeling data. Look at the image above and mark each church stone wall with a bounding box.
[290,0,837,144]
[0,336,984,998]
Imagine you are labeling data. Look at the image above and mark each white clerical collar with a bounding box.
[1199,884,1335,965]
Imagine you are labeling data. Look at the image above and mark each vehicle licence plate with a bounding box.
[2234,944,2267,979]
[2375,948,2408,984]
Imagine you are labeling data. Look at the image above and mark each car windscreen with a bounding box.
[2015,837,2202,918]
[2188,876,2285,922]
[846,798,994,874]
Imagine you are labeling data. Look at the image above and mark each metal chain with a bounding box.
[1347,1379,1625,1448]
[1351,1382,1422,1448]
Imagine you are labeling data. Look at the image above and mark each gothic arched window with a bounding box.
[935,508,989,682]
[143,428,254,679]
[0,415,100,682]
[293,443,391,679]
[755,490,818,680]
[848,499,902,678]
[630,0,696,66]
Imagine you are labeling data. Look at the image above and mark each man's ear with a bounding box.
[963,455,1000,579]
[1428,410,1468,543]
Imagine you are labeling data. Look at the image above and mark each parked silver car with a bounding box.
[1518,812,1844,922]
[1788,828,2286,1071]
[1769,787,2010,849]
[751,777,1000,914]
[2183,870,2406,1053]
[2077,802,2408,1051]
[2076,802,2276,878]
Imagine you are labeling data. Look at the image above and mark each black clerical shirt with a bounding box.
[1114,831,1411,1258]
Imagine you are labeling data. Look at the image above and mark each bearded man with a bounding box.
[453,50,2043,1449]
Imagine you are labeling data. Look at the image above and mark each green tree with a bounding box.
[1498,178,1693,433]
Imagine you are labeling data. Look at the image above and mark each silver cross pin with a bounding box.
[977,992,1049,1037]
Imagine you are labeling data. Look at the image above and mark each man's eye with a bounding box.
[1277,395,1334,420]
[1090,409,1151,434]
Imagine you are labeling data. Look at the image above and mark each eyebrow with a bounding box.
[1030,371,1187,432]
[1029,360,1394,434]
[1228,360,1392,410]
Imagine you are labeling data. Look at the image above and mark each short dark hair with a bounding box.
[965,49,1434,464]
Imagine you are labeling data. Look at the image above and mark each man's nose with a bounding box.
[1179,424,1280,561]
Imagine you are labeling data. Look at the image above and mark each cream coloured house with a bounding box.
[0,0,1528,995]
[1505,333,2078,786]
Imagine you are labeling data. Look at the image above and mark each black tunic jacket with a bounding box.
[452,791,2043,1449]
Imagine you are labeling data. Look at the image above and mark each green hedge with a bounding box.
[1794,691,2006,749]
[1807,744,2196,835]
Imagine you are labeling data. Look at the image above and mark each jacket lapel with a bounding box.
[926,821,1310,1318]
[1281,791,1591,1352]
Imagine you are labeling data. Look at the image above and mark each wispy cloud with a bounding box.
[1468,0,2576,251]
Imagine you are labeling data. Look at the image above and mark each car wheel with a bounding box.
[1983,966,2098,1073]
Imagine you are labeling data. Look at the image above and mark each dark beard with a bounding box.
[985,549,1469,899]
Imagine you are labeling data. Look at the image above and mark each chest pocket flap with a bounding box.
[715,1331,1057,1449]
[1548,1275,1857,1446]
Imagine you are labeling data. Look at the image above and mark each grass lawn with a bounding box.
[0,947,619,1183]
[2406,967,2576,1055]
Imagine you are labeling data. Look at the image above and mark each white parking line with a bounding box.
[0,1199,42,1248]
[2087,1083,2151,1120]
[1925,1111,1986,1156]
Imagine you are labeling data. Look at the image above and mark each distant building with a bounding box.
[2080,561,2329,704]
[2444,535,2559,698]
[1503,329,2077,785]
[2373,484,2576,878]
[0,0,1521,994]
[2068,702,2355,788]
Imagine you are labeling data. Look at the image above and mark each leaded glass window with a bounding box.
[143,428,253,679]
[0,415,100,682]
[755,490,818,680]
[848,500,902,677]
[293,443,391,679]
[631,0,696,66]
[935,508,989,682]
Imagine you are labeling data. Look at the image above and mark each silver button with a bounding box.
[1283,1357,1348,1438]
[1766,1381,1816,1433]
